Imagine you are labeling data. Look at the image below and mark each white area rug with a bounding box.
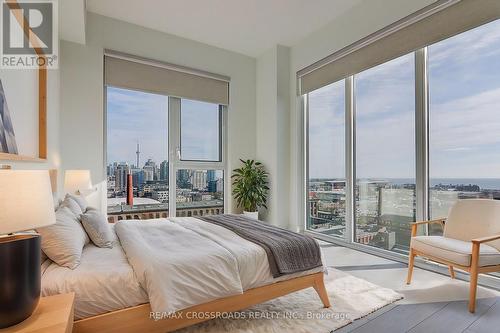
[177,268,403,333]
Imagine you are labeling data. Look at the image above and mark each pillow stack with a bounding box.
[36,194,114,269]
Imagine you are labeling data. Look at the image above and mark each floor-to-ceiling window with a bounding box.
[307,80,346,238]
[304,19,500,260]
[106,87,169,215]
[429,20,500,225]
[175,99,225,217]
[354,54,416,254]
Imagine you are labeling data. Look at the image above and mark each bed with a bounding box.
[42,216,330,333]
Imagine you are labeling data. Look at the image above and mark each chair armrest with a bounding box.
[410,218,446,237]
[411,218,446,227]
[472,234,500,244]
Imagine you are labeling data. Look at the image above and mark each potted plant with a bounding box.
[231,159,269,220]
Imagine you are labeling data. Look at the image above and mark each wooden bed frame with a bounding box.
[73,271,330,333]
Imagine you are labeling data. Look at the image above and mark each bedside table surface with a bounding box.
[0,293,75,333]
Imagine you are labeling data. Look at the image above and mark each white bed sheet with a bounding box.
[41,238,148,319]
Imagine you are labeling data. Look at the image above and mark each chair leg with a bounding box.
[448,265,456,279]
[469,243,480,313]
[406,248,416,285]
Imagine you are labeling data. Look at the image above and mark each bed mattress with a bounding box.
[41,217,324,319]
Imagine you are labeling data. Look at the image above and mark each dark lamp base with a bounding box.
[0,234,41,328]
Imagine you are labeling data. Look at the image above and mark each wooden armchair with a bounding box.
[406,199,500,313]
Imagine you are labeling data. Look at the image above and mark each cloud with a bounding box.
[310,19,500,180]
[180,99,220,160]
[308,80,345,178]
[107,88,222,166]
[107,87,168,165]
[429,20,500,69]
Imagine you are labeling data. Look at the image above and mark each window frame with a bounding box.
[304,50,429,251]
[305,79,347,240]
[168,97,227,216]
[301,19,500,289]
[103,91,228,218]
[353,52,418,252]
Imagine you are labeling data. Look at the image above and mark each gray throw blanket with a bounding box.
[198,214,322,278]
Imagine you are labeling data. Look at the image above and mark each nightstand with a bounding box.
[0,293,75,333]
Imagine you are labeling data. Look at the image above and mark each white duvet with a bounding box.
[115,219,244,314]
[115,217,324,314]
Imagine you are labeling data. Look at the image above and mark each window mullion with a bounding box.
[345,76,355,244]
[168,97,181,216]
[415,47,429,231]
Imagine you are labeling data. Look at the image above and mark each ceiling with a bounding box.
[86,0,362,57]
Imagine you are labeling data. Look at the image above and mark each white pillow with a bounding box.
[66,193,88,212]
[37,206,89,269]
[60,196,83,216]
[81,208,114,248]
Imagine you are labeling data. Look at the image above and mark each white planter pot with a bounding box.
[243,211,259,220]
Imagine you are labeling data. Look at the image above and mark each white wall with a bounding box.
[60,13,256,212]
[287,0,436,231]
[0,67,60,188]
[256,45,291,227]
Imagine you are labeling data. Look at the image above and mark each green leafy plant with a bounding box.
[231,159,269,212]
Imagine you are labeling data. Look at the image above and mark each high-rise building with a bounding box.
[216,178,224,192]
[160,160,169,181]
[207,170,216,183]
[114,162,129,192]
[208,180,217,193]
[192,170,207,190]
[144,159,156,181]
[107,164,115,177]
[177,169,191,188]
[131,168,144,190]
[143,166,154,181]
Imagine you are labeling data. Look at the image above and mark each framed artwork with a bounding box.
[0,79,18,154]
[0,63,47,162]
[0,0,48,162]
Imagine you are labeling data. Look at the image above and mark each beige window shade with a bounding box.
[298,0,500,95]
[105,54,229,105]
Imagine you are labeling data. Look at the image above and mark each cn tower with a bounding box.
[136,142,140,168]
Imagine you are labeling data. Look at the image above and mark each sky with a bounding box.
[309,19,500,180]
[107,88,220,166]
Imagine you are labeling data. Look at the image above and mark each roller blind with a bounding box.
[105,52,230,105]
[298,0,500,95]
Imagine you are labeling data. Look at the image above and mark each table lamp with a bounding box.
[0,170,56,328]
[64,169,93,195]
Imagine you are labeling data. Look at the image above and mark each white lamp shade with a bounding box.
[0,170,56,235]
[64,170,92,194]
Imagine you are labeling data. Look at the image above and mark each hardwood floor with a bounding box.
[336,297,500,333]
[318,243,500,333]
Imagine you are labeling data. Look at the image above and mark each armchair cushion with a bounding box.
[411,236,500,267]
[444,199,500,251]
